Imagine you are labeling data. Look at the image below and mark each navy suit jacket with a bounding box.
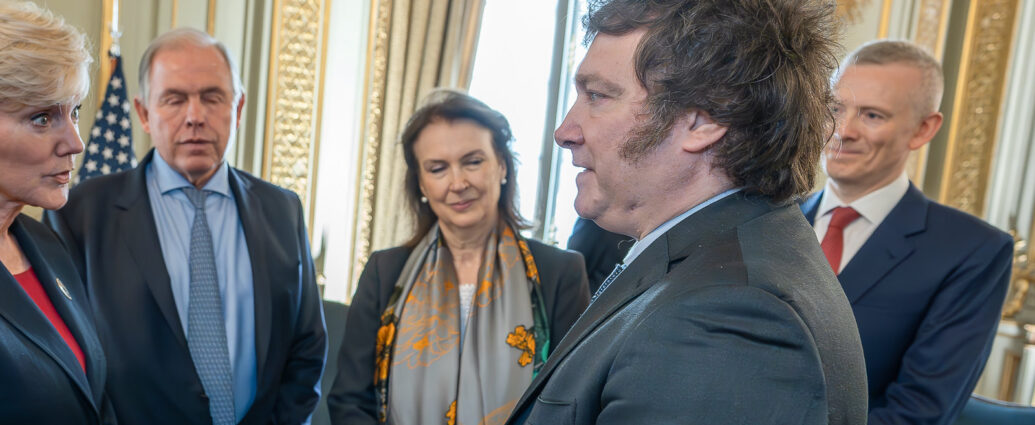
[45,150,327,425]
[0,215,115,425]
[802,185,1012,425]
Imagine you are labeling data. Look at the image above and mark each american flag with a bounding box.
[76,52,136,184]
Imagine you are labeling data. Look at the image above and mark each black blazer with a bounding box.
[326,239,590,424]
[0,215,115,425]
[507,192,869,425]
[567,218,631,293]
[44,151,327,425]
[802,185,1012,425]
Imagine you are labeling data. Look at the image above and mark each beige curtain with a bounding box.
[351,0,486,287]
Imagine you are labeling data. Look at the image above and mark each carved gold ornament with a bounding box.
[939,0,1019,216]
[262,0,331,230]
[836,0,872,25]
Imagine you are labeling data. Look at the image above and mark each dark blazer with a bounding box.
[567,217,631,293]
[802,185,1013,425]
[0,214,115,425]
[44,151,327,425]
[326,239,590,424]
[507,192,869,425]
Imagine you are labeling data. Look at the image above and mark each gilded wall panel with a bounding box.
[939,0,1019,216]
[915,0,951,56]
[262,0,330,229]
[351,0,392,286]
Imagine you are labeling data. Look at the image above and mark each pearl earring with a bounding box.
[502,178,507,185]
[420,196,428,203]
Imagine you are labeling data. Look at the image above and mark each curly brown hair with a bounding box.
[585,0,841,203]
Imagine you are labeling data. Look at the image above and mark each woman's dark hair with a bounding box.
[585,0,841,203]
[400,89,527,247]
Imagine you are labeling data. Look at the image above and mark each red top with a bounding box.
[13,268,86,372]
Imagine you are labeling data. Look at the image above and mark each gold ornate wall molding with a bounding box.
[907,0,951,186]
[837,0,873,25]
[261,0,331,231]
[915,0,952,56]
[350,0,392,287]
[938,0,1019,216]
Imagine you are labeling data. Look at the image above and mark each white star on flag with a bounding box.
[77,53,136,183]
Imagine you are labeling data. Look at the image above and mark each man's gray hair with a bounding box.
[836,39,944,117]
[137,27,244,102]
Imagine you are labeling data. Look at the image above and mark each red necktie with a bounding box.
[821,206,861,273]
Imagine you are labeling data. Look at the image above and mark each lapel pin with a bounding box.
[56,278,72,300]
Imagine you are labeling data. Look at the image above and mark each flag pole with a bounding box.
[98,0,121,107]
[78,0,135,184]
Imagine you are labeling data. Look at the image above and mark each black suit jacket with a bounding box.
[802,185,1012,425]
[45,151,327,425]
[326,240,590,424]
[0,215,115,425]
[507,192,868,425]
[567,218,631,293]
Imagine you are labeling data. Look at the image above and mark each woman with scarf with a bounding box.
[328,90,590,425]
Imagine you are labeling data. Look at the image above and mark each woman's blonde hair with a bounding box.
[0,1,92,111]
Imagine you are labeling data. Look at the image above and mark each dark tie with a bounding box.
[182,187,236,425]
[591,263,625,304]
[821,206,861,273]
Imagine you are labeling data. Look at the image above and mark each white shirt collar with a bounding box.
[818,171,909,226]
[622,188,742,265]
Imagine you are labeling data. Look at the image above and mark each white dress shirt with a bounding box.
[814,172,910,274]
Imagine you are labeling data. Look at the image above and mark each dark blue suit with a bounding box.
[0,215,115,425]
[802,184,1012,425]
[45,150,326,425]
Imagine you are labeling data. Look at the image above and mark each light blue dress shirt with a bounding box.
[623,188,742,265]
[591,188,742,302]
[146,153,257,422]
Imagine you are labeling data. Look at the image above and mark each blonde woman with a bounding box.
[0,2,116,424]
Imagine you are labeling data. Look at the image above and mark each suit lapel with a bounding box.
[801,191,822,225]
[512,237,669,414]
[512,192,771,417]
[837,185,927,303]
[1,218,97,412]
[229,169,272,382]
[115,152,187,349]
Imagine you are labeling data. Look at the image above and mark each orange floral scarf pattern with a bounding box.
[373,222,548,424]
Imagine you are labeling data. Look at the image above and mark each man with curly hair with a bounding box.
[506,1,868,424]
